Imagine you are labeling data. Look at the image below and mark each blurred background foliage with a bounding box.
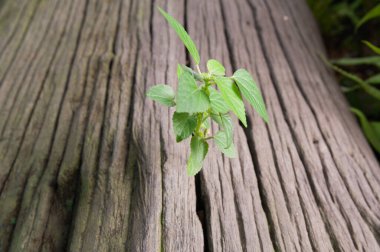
[307,0,380,156]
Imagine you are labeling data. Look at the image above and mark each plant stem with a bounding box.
[201,115,209,123]
[196,64,202,74]
[195,113,203,136]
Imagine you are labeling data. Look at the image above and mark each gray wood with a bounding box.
[0,0,379,251]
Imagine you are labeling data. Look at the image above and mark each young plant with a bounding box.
[147,7,268,176]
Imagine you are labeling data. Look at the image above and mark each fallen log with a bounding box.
[0,0,379,251]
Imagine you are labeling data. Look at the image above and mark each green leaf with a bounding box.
[172,112,197,142]
[208,87,229,114]
[177,64,183,78]
[233,69,269,123]
[356,4,380,29]
[331,56,380,68]
[187,136,208,176]
[214,131,237,158]
[366,74,380,85]
[328,62,380,100]
[202,117,210,129]
[214,76,247,127]
[207,59,225,76]
[158,7,200,65]
[146,84,175,107]
[178,64,203,81]
[351,108,380,153]
[362,40,380,55]
[211,113,233,148]
[176,71,210,113]
[344,73,380,93]
[372,122,380,138]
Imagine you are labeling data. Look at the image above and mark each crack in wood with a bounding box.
[219,0,278,250]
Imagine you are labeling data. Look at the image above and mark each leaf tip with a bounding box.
[186,163,202,176]
[263,115,269,124]
[157,6,164,13]
[241,119,248,128]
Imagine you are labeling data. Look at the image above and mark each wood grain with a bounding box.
[0,0,379,251]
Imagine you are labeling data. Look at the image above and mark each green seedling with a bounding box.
[147,7,268,176]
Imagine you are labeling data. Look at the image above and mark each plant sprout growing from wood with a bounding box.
[147,7,269,176]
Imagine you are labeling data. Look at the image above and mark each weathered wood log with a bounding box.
[0,0,379,251]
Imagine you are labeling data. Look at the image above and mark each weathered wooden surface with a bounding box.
[0,0,379,251]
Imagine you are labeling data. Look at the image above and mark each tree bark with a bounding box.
[0,0,379,251]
